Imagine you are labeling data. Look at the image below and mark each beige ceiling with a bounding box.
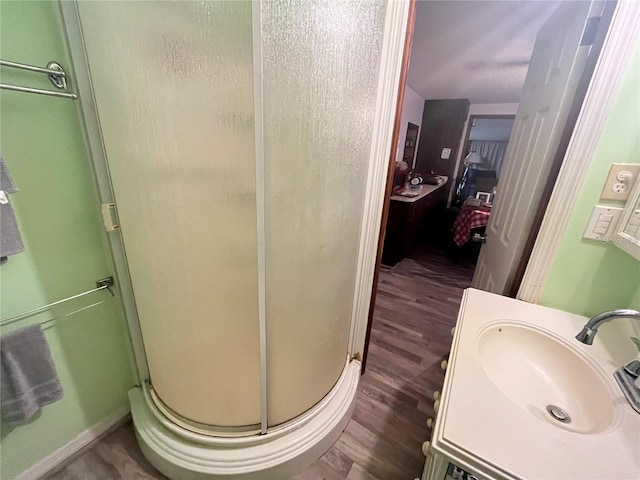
[408,0,562,103]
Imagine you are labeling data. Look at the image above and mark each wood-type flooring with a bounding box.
[45,247,474,480]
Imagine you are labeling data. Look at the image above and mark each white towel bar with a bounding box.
[0,277,114,327]
[0,60,78,100]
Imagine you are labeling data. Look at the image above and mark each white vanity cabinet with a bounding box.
[420,289,640,480]
[422,453,487,480]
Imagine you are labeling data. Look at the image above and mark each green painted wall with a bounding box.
[539,41,640,316]
[0,2,135,478]
[632,283,640,311]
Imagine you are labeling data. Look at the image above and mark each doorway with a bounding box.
[381,0,562,281]
[363,0,615,371]
[386,0,613,287]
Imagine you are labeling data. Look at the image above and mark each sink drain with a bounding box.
[546,405,571,423]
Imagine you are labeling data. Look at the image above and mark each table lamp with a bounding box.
[463,151,483,172]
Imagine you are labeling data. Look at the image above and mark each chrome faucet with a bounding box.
[576,309,640,415]
[575,309,640,345]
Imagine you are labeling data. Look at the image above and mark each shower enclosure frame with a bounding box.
[57,0,411,477]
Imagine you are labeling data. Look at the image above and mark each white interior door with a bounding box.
[473,0,602,294]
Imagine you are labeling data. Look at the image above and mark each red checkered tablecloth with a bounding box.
[453,206,491,246]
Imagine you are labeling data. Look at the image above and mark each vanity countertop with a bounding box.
[391,176,448,203]
[432,289,640,480]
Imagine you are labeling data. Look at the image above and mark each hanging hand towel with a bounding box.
[1,324,64,425]
[0,154,25,263]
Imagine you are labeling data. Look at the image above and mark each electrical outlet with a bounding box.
[601,163,640,201]
[612,183,627,194]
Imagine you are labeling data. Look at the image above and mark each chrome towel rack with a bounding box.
[0,59,78,100]
[0,277,115,327]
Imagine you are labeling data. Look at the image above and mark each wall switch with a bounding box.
[600,163,640,201]
[441,148,451,160]
[583,205,623,241]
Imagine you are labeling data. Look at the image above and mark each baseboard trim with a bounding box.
[16,405,131,480]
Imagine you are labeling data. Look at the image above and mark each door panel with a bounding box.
[473,1,599,293]
[77,1,261,427]
[262,0,387,426]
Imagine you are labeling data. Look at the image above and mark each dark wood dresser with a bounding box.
[382,178,448,266]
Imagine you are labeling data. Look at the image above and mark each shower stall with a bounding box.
[60,1,409,478]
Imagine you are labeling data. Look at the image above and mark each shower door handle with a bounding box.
[101,203,120,231]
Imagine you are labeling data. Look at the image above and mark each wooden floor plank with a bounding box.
[45,246,473,479]
[345,463,381,480]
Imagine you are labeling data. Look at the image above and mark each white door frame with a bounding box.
[349,0,411,357]
[518,1,640,303]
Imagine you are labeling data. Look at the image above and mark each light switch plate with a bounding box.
[583,205,623,241]
[441,148,451,160]
[600,163,640,201]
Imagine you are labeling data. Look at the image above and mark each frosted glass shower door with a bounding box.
[76,1,261,428]
[75,0,390,432]
[261,0,387,426]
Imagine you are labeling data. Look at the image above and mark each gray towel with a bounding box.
[0,154,19,193]
[1,324,64,425]
[0,154,25,260]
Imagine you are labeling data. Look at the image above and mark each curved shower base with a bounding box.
[129,359,360,479]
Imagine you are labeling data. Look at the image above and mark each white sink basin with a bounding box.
[477,322,615,433]
[430,289,639,480]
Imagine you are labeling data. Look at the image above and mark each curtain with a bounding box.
[469,140,509,177]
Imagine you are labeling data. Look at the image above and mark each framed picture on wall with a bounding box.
[403,122,419,165]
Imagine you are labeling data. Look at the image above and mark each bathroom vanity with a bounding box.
[421,289,640,480]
